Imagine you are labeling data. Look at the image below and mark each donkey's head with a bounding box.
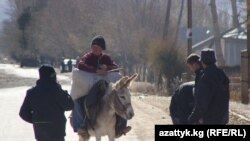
[111,73,137,120]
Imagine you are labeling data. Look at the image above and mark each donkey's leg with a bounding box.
[95,135,101,141]
[79,135,84,141]
[107,130,115,141]
[79,135,90,141]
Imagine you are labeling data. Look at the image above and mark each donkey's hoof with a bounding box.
[78,129,90,139]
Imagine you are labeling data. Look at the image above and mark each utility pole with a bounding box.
[241,0,250,104]
[245,0,250,104]
[187,0,192,56]
[248,0,250,75]
[183,0,192,82]
[248,0,250,63]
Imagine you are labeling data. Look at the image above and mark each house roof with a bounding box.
[192,36,214,51]
[223,28,247,40]
[192,20,247,51]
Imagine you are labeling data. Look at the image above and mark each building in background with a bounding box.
[222,27,246,66]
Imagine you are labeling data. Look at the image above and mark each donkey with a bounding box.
[78,73,137,141]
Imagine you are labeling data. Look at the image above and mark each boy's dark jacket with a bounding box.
[19,80,74,139]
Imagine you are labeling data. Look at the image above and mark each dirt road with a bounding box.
[0,85,171,141]
[0,64,173,140]
[0,63,249,141]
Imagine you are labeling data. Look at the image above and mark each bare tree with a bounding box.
[173,0,184,46]
[162,0,172,40]
[210,0,225,66]
[231,0,240,28]
[1,0,236,89]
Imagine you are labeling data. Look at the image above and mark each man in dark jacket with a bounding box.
[19,64,74,141]
[186,53,203,94]
[67,59,73,72]
[72,35,131,138]
[169,54,203,124]
[188,48,230,124]
[170,81,194,124]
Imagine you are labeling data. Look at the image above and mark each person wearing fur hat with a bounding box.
[19,64,74,141]
[188,48,230,124]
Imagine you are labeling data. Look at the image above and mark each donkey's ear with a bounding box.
[114,76,129,90]
[114,73,138,90]
[125,73,138,87]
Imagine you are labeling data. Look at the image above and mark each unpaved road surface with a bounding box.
[0,63,249,141]
[0,64,171,141]
[0,86,171,141]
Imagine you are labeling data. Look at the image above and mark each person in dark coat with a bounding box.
[60,57,66,73]
[72,35,130,138]
[188,48,230,124]
[186,53,204,94]
[170,81,194,124]
[169,54,203,124]
[67,59,73,72]
[19,64,74,141]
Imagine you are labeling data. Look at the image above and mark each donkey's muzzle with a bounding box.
[127,111,134,120]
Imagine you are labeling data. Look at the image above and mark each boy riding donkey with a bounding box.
[70,35,131,139]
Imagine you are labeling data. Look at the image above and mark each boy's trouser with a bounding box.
[72,99,86,132]
[72,97,128,135]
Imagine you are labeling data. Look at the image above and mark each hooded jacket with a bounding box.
[19,80,74,140]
